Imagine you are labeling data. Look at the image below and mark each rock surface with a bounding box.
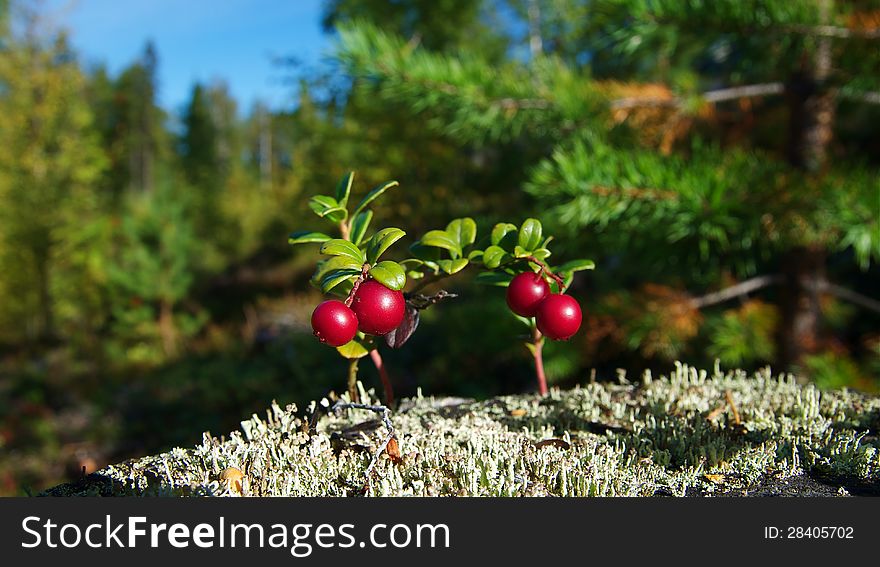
[42,363,880,497]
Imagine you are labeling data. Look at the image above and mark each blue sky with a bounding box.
[46,0,332,114]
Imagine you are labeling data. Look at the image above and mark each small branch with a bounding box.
[344,264,371,307]
[690,275,783,309]
[531,326,548,396]
[347,359,360,402]
[782,23,880,40]
[807,280,880,315]
[404,289,458,310]
[331,401,396,492]
[611,82,784,111]
[839,90,880,105]
[369,348,394,406]
[524,255,566,292]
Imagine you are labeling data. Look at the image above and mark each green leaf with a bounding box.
[288,231,332,245]
[407,270,425,279]
[349,210,373,246]
[309,195,347,222]
[438,258,469,275]
[474,271,513,287]
[335,171,355,208]
[352,180,399,217]
[336,339,370,360]
[420,230,462,257]
[320,239,365,264]
[491,223,518,248]
[312,256,362,284]
[532,248,552,261]
[467,249,484,261]
[367,227,406,264]
[518,218,543,252]
[482,245,508,269]
[400,258,424,269]
[369,261,407,291]
[513,245,531,258]
[321,268,362,293]
[446,217,477,249]
[555,259,596,273]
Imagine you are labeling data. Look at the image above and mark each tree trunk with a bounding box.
[779,5,835,372]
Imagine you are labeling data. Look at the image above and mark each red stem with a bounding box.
[525,255,565,293]
[369,348,395,406]
[344,264,371,307]
[532,326,548,396]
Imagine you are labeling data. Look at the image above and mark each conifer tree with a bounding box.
[335,1,880,383]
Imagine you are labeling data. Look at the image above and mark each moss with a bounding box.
[41,363,880,497]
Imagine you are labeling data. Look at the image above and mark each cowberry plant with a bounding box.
[289,172,595,403]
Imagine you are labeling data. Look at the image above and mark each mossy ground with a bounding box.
[43,363,880,497]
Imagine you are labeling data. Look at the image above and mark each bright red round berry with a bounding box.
[351,280,405,335]
[506,271,550,317]
[536,293,582,340]
[311,300,358,347]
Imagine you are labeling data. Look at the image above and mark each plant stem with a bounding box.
[532,325,548,396]
[347,358,360,402]
[344,263,371,307]
[525,255,566,292]
[369,348,395,406]
[339,219,351,241]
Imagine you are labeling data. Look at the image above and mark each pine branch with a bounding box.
[611,83,785,110]
[807,281,880,315]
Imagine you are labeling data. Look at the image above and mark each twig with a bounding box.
[369,349,394,406]
[532,326,548,396]
[347,359,360,402]
[690,275,783,309]
[782,23,880,40]
[725,390,741,425]
[332,401,396,492]
[524,255,566,292]
[611,82,785,110]
[807,280,880,315]
[404,289,458,310]
[344,264,371,307]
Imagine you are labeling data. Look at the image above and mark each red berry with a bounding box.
[351,280,405,335]
[506,272,550,317]
[311,300,358,347]
[536,294,582,340]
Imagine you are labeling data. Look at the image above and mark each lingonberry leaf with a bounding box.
[384,305,420,349]
[320,239,365,264]
[288,231,332,245]
[532,248,552,261]
[491,222,518,248]
[513,245,531,258]
[312,255,362,285]
[518,218,543,252]
[467,249,484,261]
[352,180,399,218]
[482,245,508,269]
[366,227,406,264]
[474,271,514,287]
[420,230,462,258]
[369,260,407,291]
[446,217,477,249]
[309,195,347,222]
[320,268,362,293]
[336,338,370,359]
[349,210,373,246]
[334,171,355,208]
[437,258,469,275]
[555,259,595,273]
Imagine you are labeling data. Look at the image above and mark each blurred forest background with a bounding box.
[1,0,878,495]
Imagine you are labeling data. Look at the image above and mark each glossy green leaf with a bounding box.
[513,245,531,258]
[400,258,424,269]
[335,171,355,208]
[349,210,373,246]
[446,217,477,249]
[320,239,365,263]
[491,223,518,247]
[369,261,407,291]
[467,249,484,261]
[407,270,425,279]
[309,195,347,222]
[336,339,370,359]
[352,180,399,218]
[555,259,596,273]
[518,218,543,252]
[288,231,332,245]
[482,245,508,269]
[367,227,406,264]
[312,256,362,284]
[438,258,469,275]
[420,230,461,257]
[474,271,514,287]
[321,268,362,293]
[532,248,552,261]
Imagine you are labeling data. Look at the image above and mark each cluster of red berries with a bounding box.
[311,280,405,347]
[506,272,582,340]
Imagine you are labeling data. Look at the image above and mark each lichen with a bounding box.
[42,363,880,497]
